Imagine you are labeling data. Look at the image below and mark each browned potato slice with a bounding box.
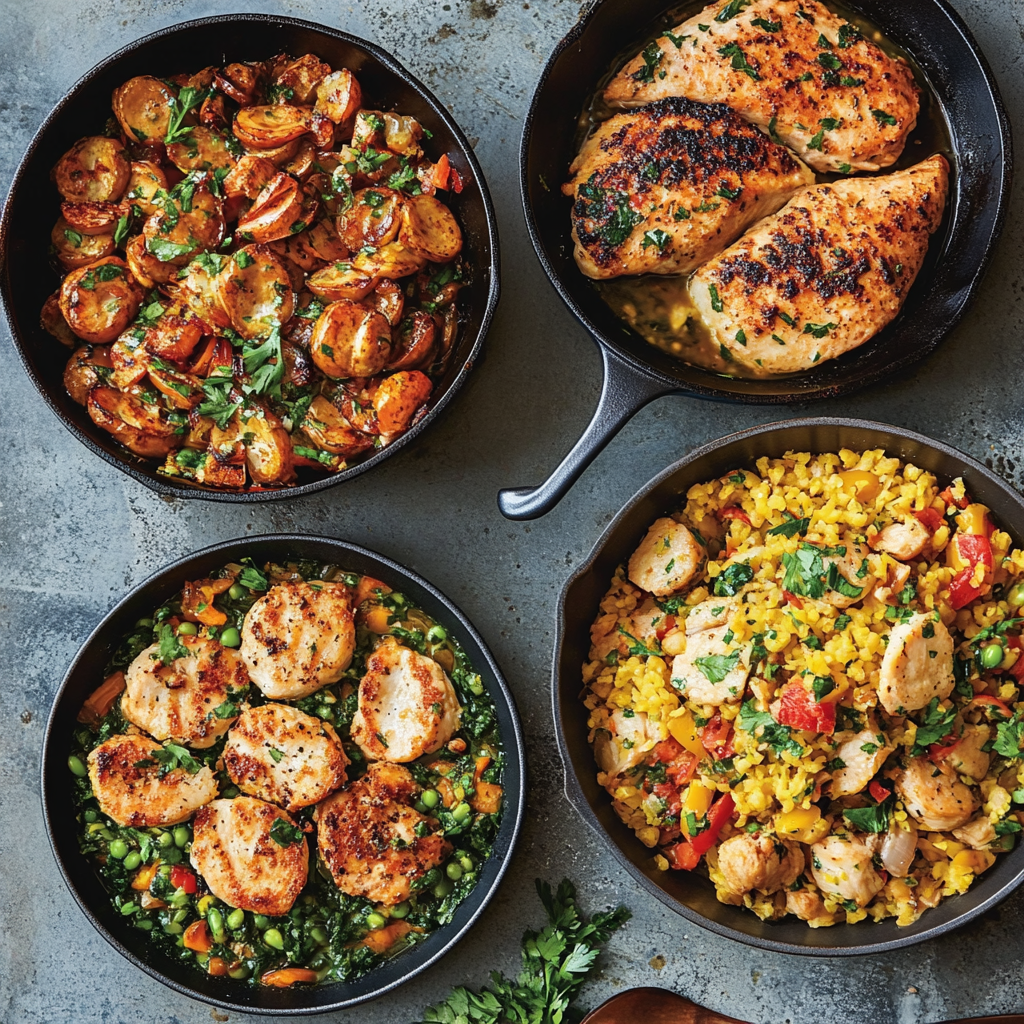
[267,238,319,291]
[200,92,228,130]
[64,345,113,404]
[309,113,335,151]
[399,196,462,262]
[310,300,391,377]
[42,292,79,347]
[338,188,403,250]
[234,105,312,149]
[299,395,375,457]
[306,261,377,302]
[367,279,405,328]
[125,161,169,217]
[352,110,387,150]
[388,310,437,370]
[61,200,122,235]
[383,113,423,157]
[51,217,114,269]
[149,365,202,409]
[273,54,332,105]
[187,66,218,92]
[315,70,362,125]
[244,137,301,167]
[125,234,177,288]
[373,370,432,434]
[216,63,265,106]
[236,173,304,244]
[111,331,153,389]
[112,76,175,143]
[221,244,295,339]
[88,386,177,456]
[240,407,296,484]
[60,258,142,344]
[166,127,237,174]
[53,137,130,203]
[223,154,278,199]
[178,253,233,329]
[305,219,348,262]
[143,182,225,264]
[195,454,247,489]
[136,302,205,361]
[281,137,316,179]
[353,242,424,281]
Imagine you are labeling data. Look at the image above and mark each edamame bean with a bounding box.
[427,625,447,643]
[164,921,183,935]
[1009,584,1024,608]
[413,799,428,814]
[108,839,129,860]
[173,826,190,848]
[222,786,240,799]
[981,643,1004,670]
[433,879,453,899]
[207,908,225,942]
[136,918,153,931]
[446,862,463,881]
[68,755,87,777]
[83,808,98,823]
[227,908,245,930]
[173,908,190,923]
[253,914,270,929]
[452,802,471,822]
[120,902,137,915]
[177,621,198,636]
[220,627,241,648]
[421,789,440,809]
[123,851,142,871]
[390,902,410,919]
[228,583,246,600]
[263,928,284,950]
[365,912,386,930]
[310,925,328,945]
[469,675,485,696]
[157,832,174,848]
[459,855,474,872]
[229,965,251,980]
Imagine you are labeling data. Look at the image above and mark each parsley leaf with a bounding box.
[694,651,741,684]
[737,700,804,757]
[632,42,664,83]
[910,697,957,754]
[238,561,269,592]
[994,713,1024,759]
[715,0,751,21]
[617,626,661,658]
[147,741,202,777]
[164,86,204,145]
[766,513,810,538]
[269,817,305,847]
[156,624,188,666]
[641,228,671,251]
[714,563,753,597]
[871,108,898,126]
[717,42,761,80]
[843,797,893,833]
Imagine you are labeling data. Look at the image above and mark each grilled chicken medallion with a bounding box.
[689,154,948,373]
[605,0,920,174]
[565,97,814,279]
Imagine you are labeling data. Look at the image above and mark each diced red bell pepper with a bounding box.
[700,714,734,759]
[948,533,993,610]
[652,738,683,763]
[664,793,736,871]
[652,782,682,818]
[972,694,1013,720]
[949,568,984,611]
[448,164,464,193]
[655,614,677,640]
[170,865,197,894]
[914,507,944,532]
[927,735,962,763]
[432,154,450,191]
[775,683,836,735]
[869,779,893,802]
[717,505,752,526]
[783,590,803,609]
[940,486,970,510]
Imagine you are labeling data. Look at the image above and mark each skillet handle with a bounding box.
[497,344,676,520]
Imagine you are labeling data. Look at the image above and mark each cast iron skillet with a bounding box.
[0,15,500,502]
[499,0,1012,520]
[555,417,1024,955]
[42,535,525,1013]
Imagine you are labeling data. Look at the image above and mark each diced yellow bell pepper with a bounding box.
[838,470,880,503]
[683,782,714,817]
[131,860,161,891]
[668,710,705,759]
[956,503,990,536]
[775,806,821,835]
[952,849,996,875]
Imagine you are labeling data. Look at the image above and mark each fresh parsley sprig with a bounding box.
[165,86,205,145]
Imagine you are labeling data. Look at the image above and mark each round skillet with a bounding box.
[554,417,1024,954]
[0,15,500,502]
[499,0,1011,520]
[43,534,525,1013]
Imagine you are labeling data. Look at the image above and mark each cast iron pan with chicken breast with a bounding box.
[43,536,524,1014]
[499,0,1010,520]
[0,15,499,501]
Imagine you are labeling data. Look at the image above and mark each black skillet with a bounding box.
[498,0,1012,520]
[43,534,525,1014]
[555,417,1024,954]
[0,15,499,502]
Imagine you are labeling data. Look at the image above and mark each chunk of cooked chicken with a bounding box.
[628,518,706,597]
[945,723,992,782]
[830,722,895,797]
[87,734,218,827]
[878,612,954,715]
[785,888,835,926]
[872,518,931,562]
[821,540,873,609]
[896,757,977,831]
[350,637,462,762]
[717,832,803,894]
[810,833,885,907]
[670,624,750,705]
[240,580,355,700]
[689,156,949,374]
[314,762,451,905]
[121,637,249,749]
[604,0,920,174]
[594,708,659,777]
[190,797,308,916]
[564,97,813,279]
[223,703,349,812]
[684,597,737,635]
[952,815,998,850]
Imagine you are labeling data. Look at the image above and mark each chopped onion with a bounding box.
[881,823,918,877]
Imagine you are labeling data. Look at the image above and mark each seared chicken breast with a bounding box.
[627,517,707,596]
[223,703,349,811]
[605,0,920,174]
[240,580,355,700]
[88,733,218,827]
[351,637,462,762]
[565,97,814,279]
[190,796,309,916]
[122,637,249,749]
[689,155,948,373]
[314,762,451,905]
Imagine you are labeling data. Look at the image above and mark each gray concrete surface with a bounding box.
[1,0,1022,1021]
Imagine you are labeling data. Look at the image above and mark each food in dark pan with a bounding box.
[46,54,466,490]
[565,0,950,377]
[67,557,505,987]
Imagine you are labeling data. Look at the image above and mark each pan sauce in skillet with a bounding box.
[572,0,953,379]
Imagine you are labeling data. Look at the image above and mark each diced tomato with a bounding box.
[717,505,752,526]
[972,694,1013,720]
[170,865,197,894]
[655,614,676,640]
[448,164,464,193]
[664,793,736,871]
[775,683,836,735]
[949,568,984,610]
[914,507,944,533]
[664,841,700,870]
[652,738,683,764]
[928,735,962,763]
[700,714,734,759]
[665,751,698,788]
[869,779,892,803]
[652,781,682,817]
[433,153,450,190]
[783,590,803,609]
[940,486,970,510]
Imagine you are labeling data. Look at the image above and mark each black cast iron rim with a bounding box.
[0,14,500,502]
[520,0,1013,403]
[554,417,1024,955]
[42,534,525,1013]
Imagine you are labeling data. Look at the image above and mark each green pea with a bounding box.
[83,808,98,823]
[220,627,241,648]
[310,925,328,945]
[413,799,428,814]
[157,832,174,848]
[123,851,142,871]
[446,862,463,881]
[228,583,246,600]
[108,839,129,860]
[135,617,154,629]
[227,908,245,930]
[177,621,198,636]
[1009,584,1024,608]
[164,921,183,935]
[263,927,284,950]
[68,755,87,778]
[229,964,251,980]
[427,625,447,643]
[420,789,440,809]
[389,902,410,920]
[207,908,225,941]
[459,855,474,872]
[452,802,472,822]
[173,826,190,849]
[253,914,270,930]
[366,912,386,930]
[135,918,153,931]
[433,879,453,899]
[120,902,137,916]
[981,643,1004,670]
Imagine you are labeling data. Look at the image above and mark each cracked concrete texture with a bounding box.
[1,0,1023,1021]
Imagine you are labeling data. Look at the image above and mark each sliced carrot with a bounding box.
[361,920,414,954]
[473,755,491,781]
[131,859,161,891]
[181,576,233,626]
[353,575,391,606]
[470,781,503,815]
[362,603,392,634]
[207,956,231,977]
[183,919,213,953]
[78,671,126,726]
[261,968,319,987]
[433,154,450,191]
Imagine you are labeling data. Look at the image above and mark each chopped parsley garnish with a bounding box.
[994,712,1024,759]
[738,700,804,757]
[156,624,188,666]
[871,108,898,126]
[708,284,724,312]
[843,797,893,833]
[766,512,810,538]
[617,626,661,658]
[714,562,753,597]
[146,237,194,262]
[837,23,861,47]
[717,42,760,80]
[664,30,689,47]
[674,206,691,221]
[751,16,781,31]
[641,228,670,251]
[269,817,304,847]
[632,42,664,83]
[238,562,269,592]
[715,0,751,21]
[803,321,837,339]
[269,747,284,763]
[910,697,957,754]
[145,742,202,777]
[817,52,843,71]
[715,183,743,201]
[164,85,204,145]
[693,651,741,684]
